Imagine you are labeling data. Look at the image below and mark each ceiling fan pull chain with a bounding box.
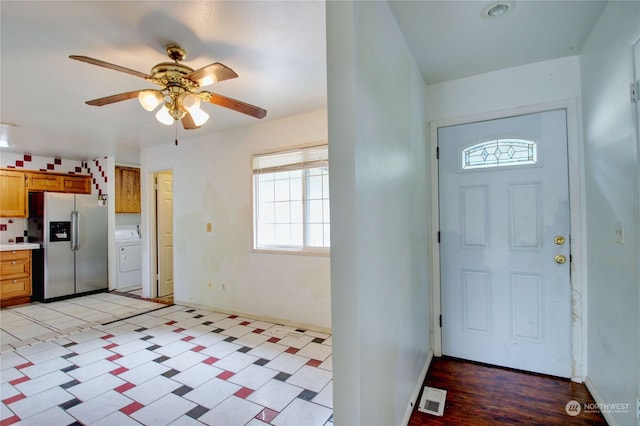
[175,121,179,146]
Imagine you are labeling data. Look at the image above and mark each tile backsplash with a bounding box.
[0,218,27,244]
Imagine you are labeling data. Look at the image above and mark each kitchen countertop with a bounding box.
[0,243,41,252]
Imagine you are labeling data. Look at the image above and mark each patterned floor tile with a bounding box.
[0,294,333,425]
[130,392,196,426]
[271,398,333,426]
[197,395,264,426]
[66,390,133,424]
[247,379,303,412]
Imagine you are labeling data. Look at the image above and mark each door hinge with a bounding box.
[437,231,441,243]
[439,314,442,328]
[436,146,440,159]
[631,81,639,104]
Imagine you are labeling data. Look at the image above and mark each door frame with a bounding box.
[147,169,174,299]
[155,170,174,298]
[430,99,586,382]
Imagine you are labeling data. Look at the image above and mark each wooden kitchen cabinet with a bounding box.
[25,171,91,194]
[26,172,61,191]
[0,170,27,217]
[2,169,91,217]
[61,175,91,194]
[0,249,32,307]
[115,166,141,213]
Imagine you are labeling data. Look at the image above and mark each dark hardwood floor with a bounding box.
[408,357,608,425]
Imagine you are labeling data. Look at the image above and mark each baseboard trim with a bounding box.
[174,300,332,335]
[584,376,620,426]
[401,350,434,426]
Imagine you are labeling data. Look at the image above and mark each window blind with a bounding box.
[252,145,328,174]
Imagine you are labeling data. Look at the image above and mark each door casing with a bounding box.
[430,99,586,382]
[147,169,174,299]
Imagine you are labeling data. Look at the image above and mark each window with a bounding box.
[462,138,538,170]
[253,145,330,252]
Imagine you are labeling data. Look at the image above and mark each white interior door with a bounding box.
[156,171,174,297]
[438,109,571,377]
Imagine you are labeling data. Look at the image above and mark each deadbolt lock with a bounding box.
[554,236,566,246]
[554,254,567,264]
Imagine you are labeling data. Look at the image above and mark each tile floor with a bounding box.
[0,292,333,425]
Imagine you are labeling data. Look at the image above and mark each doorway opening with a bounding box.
[152,170,174,302]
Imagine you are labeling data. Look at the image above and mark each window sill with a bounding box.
[251,248,330,257]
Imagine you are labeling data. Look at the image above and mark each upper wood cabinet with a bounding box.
[25,171,91,194]
[0,169,92,218]
[61,175,91,194]
[115,166,141,213]
[26,172,60,191]
[0,170,26,217]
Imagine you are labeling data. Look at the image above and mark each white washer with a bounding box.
[115,227,142,289]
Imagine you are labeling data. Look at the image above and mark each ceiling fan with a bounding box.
[70,45,267,129]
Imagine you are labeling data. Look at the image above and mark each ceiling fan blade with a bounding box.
[181,112,200,130]
[199,91,266,119]
[85,90,143,106]
[186,63,238,87]
[69,55,151,80]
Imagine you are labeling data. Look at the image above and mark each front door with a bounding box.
[438,109,571,378]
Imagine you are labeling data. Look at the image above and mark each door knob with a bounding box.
[555,254,566,264]
[554,236,566,245]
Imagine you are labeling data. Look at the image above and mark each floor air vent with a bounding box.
[418,386,447,416]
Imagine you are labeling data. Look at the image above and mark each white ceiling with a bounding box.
[0,1,606,165]
[388,0,607,84]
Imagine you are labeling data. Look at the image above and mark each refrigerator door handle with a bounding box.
[71,211,79,251]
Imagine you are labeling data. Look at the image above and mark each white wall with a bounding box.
[327,2,431,425]
[580,2,640,425]
[140,109,331,330]
[425,55,582,121]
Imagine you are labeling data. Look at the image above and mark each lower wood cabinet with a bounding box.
[0,249,32,307]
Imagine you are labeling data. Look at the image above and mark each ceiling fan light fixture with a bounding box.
[199,75,218,87]
[70,44,267,131]
[181,93,201,111]
[155,106,174,125]
[138,89,164,111]
[190,107,210,127]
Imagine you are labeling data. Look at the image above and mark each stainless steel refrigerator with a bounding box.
[29,192,108,301]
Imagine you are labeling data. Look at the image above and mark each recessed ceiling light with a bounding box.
[487,3,510,17]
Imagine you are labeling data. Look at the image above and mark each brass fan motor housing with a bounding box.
[149,62,199,92]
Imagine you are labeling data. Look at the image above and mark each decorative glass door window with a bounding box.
[462,139,537,170]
